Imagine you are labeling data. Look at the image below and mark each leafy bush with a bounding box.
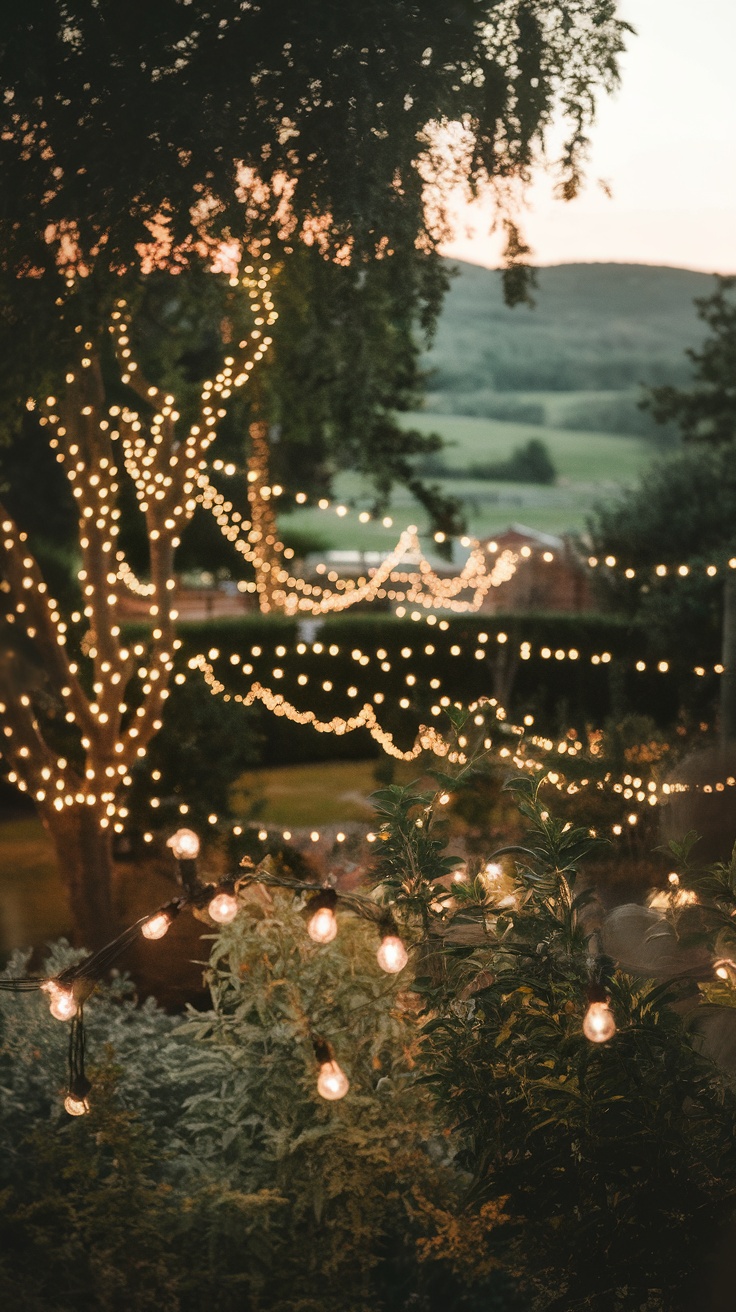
[372,772,736,1312]
[9,763,736,1311]
[0,901,515,1311]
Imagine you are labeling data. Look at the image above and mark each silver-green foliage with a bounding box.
[0,897,507,1311]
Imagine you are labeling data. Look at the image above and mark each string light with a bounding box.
[42,980,77,1021]
[197,432,519,616]
[586,553,736,582]
[0,285,268,843]
[1,802,422,1113]
[167,827,200,860]
[191,654,462,761]
[583,997,616,1043]
[376,931,409,974]
[181,652,731,837]
[220,629,720,680]
[63,1094,90,1117]
[306,889,339,943]
[141,907,176,940]
[313,1038,350,1101]
[207,887,240,924]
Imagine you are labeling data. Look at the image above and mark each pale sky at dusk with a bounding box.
[443,0,736,273]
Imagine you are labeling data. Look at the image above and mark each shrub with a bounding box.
[0,903,515,1310]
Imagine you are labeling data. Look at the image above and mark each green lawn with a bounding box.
[232,759,388,827]
[400,410,650,483]
[0,815,69,953]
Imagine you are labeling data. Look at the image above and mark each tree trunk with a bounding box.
[43,805,117,950]
[721,575,736,745]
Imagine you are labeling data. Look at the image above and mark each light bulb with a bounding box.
[142,911,172,940]
[307,906,337,943]
[376,934,408,974]
[317,1060,350,1101]
[64,1094,90,1116]
[583,1000,616,1043]
[166,827,200,860]
[44,981,77,1021]
[208,891,239,924]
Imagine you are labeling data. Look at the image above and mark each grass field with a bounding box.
[277,410,653,548]
[0,815,69,952]
[232,759,393,826]
[399,411,650,483]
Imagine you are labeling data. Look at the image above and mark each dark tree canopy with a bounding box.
[587,277,736,653]
[0,0,629,405]
[645,276,736,445]
[586,445,736,664]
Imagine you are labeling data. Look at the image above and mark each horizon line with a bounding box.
[440,254,732,277]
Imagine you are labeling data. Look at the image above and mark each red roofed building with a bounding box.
[479,525,593,613]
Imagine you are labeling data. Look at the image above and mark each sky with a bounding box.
[443,0,736,273]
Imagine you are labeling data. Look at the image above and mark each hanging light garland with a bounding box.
[586,553,736,582]
[187,630,725,689]
[0,827,416,1114]
[6,795,722,1121]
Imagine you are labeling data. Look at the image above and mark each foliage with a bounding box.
[0,901,515,1310]
[561,391,676,442]
[0,1,629,426]
[646,276,736,445]
[177,891,510,1310]
[124,674,261,839]
[11,761,736,1308]
[375,774,736,1310]
[415,437,557,483]
[586,441,735,661]
[255,245,464,531]
[585,280,736,712]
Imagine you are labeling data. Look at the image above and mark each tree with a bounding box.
[590,278,736,743]
[0,303,269,944]
[0,1,630,423]
[646,276,736,446]
[0,2,630,940]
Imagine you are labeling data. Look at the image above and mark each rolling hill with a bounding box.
[422,260,714,440]
[281,263,714,544]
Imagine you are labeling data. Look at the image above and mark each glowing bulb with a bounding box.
[208,892,239,924]
[142,911,172,940]
[583,1000,616,1043]
[64,1094,90,1116]
[44,981,77,1021]
[166,827,200,860]
[376,934,408,974]
[317,1060,350,1101]
[307,906,338,943]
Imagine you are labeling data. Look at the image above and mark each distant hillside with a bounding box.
[424,261,714,436]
